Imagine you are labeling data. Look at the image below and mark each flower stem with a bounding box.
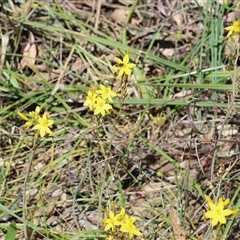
[23,138,38,239]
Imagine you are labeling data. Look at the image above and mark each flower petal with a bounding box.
[211,217,218,227]
[225,26,233,31]
[232,209,239,216]
[218,197,224,210]
[127,63,136,68]
[40,127,45,138]
[118,69,124,77]
[218,215,227,224]
[47,119,54,126]
[226,30,233,37]
[18,112,29,121]
[32,123,40,130]
[223,198,230,207]
[124,68,131,76]
[45,127,52,135]
[205,195,213,205]
[35,106,40,114]
[208,201,217,211]
[222,209,234,216]
[123,54,129,64]
[205,210,215,219]
[104,223,112,231]
[132,228,142,236]
[115,57,123,64]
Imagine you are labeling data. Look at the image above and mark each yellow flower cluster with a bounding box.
[18,106,54,138]
[204,195,239,227]
[83,84,117,117]
[102,208,142,239]
[84,49,136,117]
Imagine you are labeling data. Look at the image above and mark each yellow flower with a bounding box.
[120,214,142,239]
[115,208,126,222]
[32,112,54,138]
[93,97,112,116]
[204,195,238,227]
[18,106,40,128]
[113,51,136,77]
[102,210,121,231]
[29,106,40,122]
[83,88,97,110]
[96,84,117,103]
[225,19,240,37]
[84,86,116,116]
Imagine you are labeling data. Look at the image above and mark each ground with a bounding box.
[0,0,239,240]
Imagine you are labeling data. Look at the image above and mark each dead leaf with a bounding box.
[169,205,186,240]
[223,2,240,24]
[172,13,183,26]
[18,31,37,70]
[110,9,129,23]
[71,57,83,73]
[224,11,236,23]
[160,48,175,59]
